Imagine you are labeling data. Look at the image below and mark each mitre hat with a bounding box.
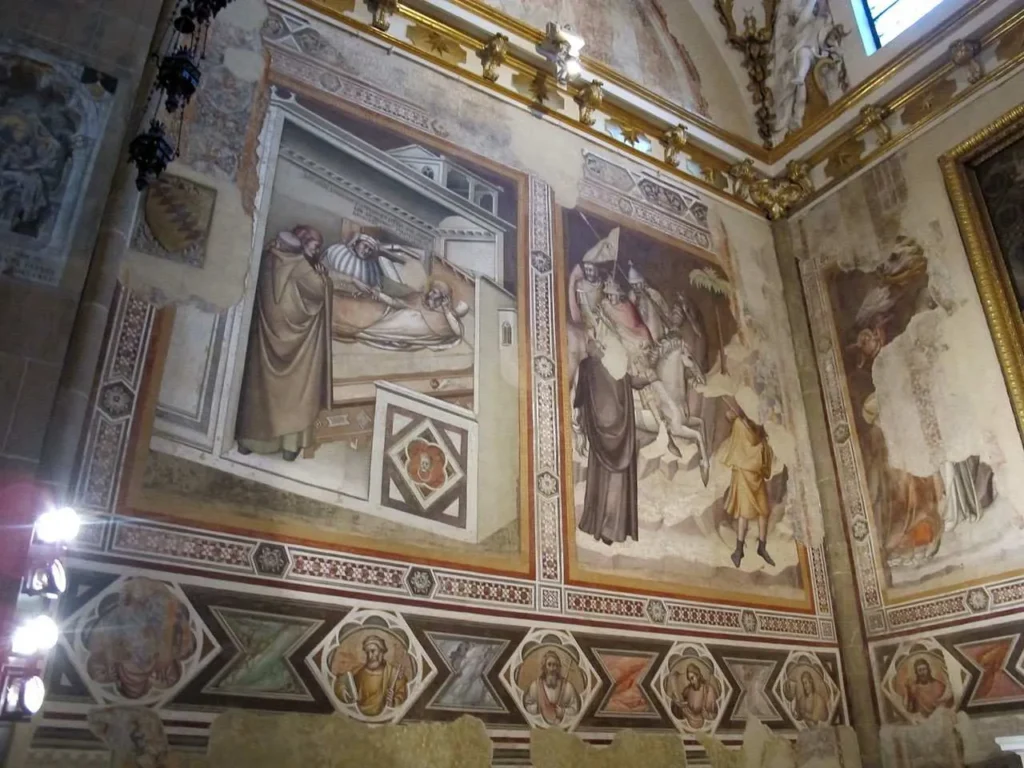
[626,261,644,284]
[582,227,620,264]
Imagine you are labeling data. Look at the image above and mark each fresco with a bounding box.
[130,174,218,268]
[0,44,117,283]
[654,643,727,733]
[828,242,997,571]
[724,659,782,723]
[426,633,508,713]
[795,154,1024,601]
[879,641,964,724]
[502,630,597,730]
[71,578,203,705]
[51,7,850,755]
[205,608,320,698]
[770,0,848,140]
[479,0,706,115]
[778,652,836,728]
[128,91,529,572]
[318,610,436,722]
[591,650,658,717]
[561,204,809,606]
[50,566,850,748]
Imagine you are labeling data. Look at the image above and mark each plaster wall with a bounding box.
[0,0,163,484]
[784,63,1024,763]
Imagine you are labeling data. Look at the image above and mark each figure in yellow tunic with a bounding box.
[722,403,775,568]
[335,635,408,717]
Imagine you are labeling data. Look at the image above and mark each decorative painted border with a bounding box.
[43,558,849,742]
[867,610,1024,722]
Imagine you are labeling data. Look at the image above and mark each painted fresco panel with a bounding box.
[121,92,531,573]
[56,9,844,760]
[559,165,817,610]
[794,153,1024,609]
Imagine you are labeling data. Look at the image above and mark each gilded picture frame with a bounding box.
[940,102,1024,442]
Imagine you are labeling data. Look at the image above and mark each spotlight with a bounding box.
[24,559,67,599]
[34,506,81,544]
[1,674,45,720]
[10,616,59,657]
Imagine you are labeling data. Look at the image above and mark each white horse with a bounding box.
[635,337,710,485]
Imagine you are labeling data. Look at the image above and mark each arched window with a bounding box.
[858,0,945,50]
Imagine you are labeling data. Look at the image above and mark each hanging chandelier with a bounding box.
[128,0,237,189]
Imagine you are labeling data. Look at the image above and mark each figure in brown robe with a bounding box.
[575,339,646,544]
[236,225,330,461]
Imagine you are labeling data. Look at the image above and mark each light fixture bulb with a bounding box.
[32,616,59,652]
[21,677,45,715]
[565,58,582,78]
[11,616,59,656]
[11,625,35,656]
[35,506,81,544]
[3,682,19,713]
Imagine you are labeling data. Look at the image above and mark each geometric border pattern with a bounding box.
[870,613,1024,721]
[44,562,850,746]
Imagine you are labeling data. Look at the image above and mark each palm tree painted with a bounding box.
[689,266,730,374]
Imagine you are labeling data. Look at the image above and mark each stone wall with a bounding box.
[0,0,164,487]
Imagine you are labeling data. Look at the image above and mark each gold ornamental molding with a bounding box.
[728,159,812,220]
[941,102,1024,443]
[295,0,1024,220]
[769,0,1003,155]
[392,0,1003,162]
[793,5,1024,215]
[715,0,779,148]
[296,0,764,214]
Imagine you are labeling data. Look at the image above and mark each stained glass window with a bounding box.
[862,0,945,47]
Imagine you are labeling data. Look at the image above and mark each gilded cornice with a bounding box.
[291,0,1024,220]
[391,0,1002,161]
[768,0,1002,155]
[293,0,764,214]
[792,5,1024,214]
